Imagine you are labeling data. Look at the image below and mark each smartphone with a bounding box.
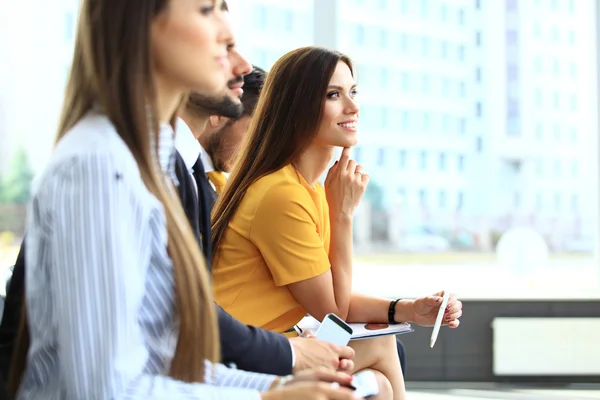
[349,370,379,399]
[315,313,353,347]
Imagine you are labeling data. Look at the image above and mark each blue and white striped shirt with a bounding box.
[18,111,275,399]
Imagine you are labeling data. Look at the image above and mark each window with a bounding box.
[554,160,561,177]
[439,190,447,208]
[439,153,447,171]
[380,68,389,88]
[553,91,560,109]
[475,67,482,83]
[379,28,389,48]
[535,89,543,106]
[506,0,518,11]
[572,194,579,212]
[570,127,578,143]
[475,102,483,117]
[536,123,543,140]
[422,75,430,93]
[459,81,466,97]
[553,125,561,140]
[377,148,386,166]
[506,30,518,45]
[422,37,430,57]
[65,12,74,41]
[536,193,543,210]
[458,45,465,61]
[398,150,407,168]
[476,137,483,152]
[421,0,429,17]
[423,112,431,132]
[570,63,577,78]
[513,191,521,208]
[355,25,367,45]
[379,0,388,10]
[284,10,294,32]
[458,8,465,25]
[571,161,578,177]
[457,191,464,210]
[534,22,541,38]
[420,151,428,170]
[475,0,481,10]
[440,4,448,22]
[475,31,482,47]
[554,193,561,211]
[569,0,575,13]
[536,160,543,177]
[570,95,577,111]
[440,41,448,59]
[401,71,410,91]
[354,146,362,163]
[254,6,268,29]
[551,26,559,42]
[569,31,576,46]
[419,189,427,205]
[457,155,465,172]
[459,118,466,134]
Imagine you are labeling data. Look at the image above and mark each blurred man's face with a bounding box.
[207,115,252,172]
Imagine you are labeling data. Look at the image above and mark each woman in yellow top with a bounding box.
[211,46,464,400]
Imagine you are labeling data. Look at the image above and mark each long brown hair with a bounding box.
[8,0,218,395]
[211,46,353,253]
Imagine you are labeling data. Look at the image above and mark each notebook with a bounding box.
[296,315,413,341]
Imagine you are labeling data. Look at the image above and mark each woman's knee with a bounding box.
[371,369,393,400]
[370,334,400,360]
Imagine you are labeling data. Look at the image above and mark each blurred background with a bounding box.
[0,0,599,398]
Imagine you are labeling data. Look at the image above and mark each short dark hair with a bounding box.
[239,65,267,118]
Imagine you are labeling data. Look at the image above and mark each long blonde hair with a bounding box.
[8,0,219,394]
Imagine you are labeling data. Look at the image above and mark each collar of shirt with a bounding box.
[158,122,178,184]
[175,118,202,173]
[199,143,215,174]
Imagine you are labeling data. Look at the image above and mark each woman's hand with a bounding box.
[261,382,358,400]
[409,291,463,328]
[325,147,369,220]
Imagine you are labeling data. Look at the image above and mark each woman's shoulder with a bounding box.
[32,112,144,196]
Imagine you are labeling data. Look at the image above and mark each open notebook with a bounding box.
[296,315,413,341]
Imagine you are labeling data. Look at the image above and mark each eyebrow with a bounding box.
[327,84,358,90]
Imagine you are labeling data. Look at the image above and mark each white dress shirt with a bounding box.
[19,111,275,399]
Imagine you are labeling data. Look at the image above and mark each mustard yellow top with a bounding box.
[206,171,227,195]
[212,164,331,334]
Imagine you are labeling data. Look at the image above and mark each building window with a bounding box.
[457,191,464,210]
[421,0,429,17]
[475,0,481,9]
[513,191,521,208]
[458,45,466,61]
[381,107,389,129]
[423,112,431,132]
[399,150,407,168]
[422,75,430,93]
[440,4,448,22]
[422,37,430,57]
[65,12,74,41]
[380,28,388,48]
[356,25,366,45]
[439,153,447,171]
[534,22,541,38]
[553,125,561,140]
[571,194,579,212]
[506,0,518,11]
[420,151,427,170]
[569,63,577,78]
[254,6,267,29]
[536,193,543,210]
[553,91,560,109]
[441,78,450,96]
[570,127,578,143]
[569,0,575,13]
[569,31,575,46]
[459,81,466,97]
[380,67,389,88]
[459,118,466,134]
[536,123,543,140]
[571,161,578,177]
[475,31,482,47]
[570,95,577,110]
[554,193,561,211]
[354,146,362,163]
[552,59,560,76]
[401,111,409,129]
[535,89,543,106]
[441,41,448,59]
[534,56,543,74]
[506,30,518,45]
[458,8,465,25]
[476,136,483,152]
[475,67,482,83]
[554,160,561,177]
[439,190,447,208]
[536,160,543,177]
[377,148,385,166]
[475,102,483,117]
[551,26,559,42]
[419,189,427,205]
[284,10,294,32]
[457,155,465,172]
[379,0,388,10]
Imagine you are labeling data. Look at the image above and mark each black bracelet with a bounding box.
[388,298,402,324]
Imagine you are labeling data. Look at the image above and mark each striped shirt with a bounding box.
[19,111,275,399]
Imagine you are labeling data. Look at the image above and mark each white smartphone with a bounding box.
[315,313,353,347]
[350,370,380,399]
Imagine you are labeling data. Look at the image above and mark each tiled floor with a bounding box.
[406,383,600,400]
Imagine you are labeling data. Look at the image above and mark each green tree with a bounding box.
[1,147,34,205]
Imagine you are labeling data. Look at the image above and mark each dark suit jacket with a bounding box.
[0,153,292,383]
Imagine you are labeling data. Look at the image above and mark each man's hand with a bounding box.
[403,291,463,328]
[289,331,355,373]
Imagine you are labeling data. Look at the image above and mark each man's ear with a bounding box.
[209,115,224,128]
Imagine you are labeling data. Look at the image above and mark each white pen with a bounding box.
[430,291,450,348]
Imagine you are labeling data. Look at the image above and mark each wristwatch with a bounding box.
[388,298,402,324]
